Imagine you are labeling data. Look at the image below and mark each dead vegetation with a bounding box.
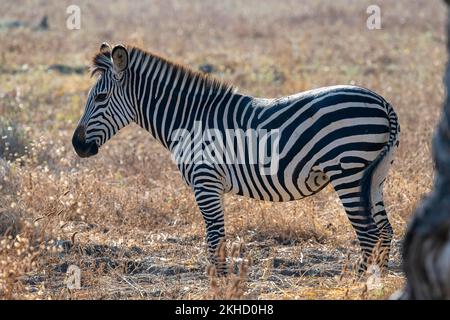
[0,0,445,299]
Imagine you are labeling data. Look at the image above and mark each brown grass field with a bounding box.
[0,0,446,299]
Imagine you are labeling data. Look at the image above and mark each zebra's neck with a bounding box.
[128,47,253,152]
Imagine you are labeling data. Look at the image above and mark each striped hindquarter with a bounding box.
[73,44,400,276]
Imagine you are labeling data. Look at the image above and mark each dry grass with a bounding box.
[0,0,445,299]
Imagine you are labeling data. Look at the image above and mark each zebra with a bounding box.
[72,43,400,274]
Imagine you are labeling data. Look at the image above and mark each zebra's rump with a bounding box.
[225,85,393,202]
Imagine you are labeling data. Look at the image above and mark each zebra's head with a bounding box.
[72,43,135,158]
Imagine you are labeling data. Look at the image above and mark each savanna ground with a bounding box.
[0,0,446,299]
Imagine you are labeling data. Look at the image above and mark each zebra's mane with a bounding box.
[91,45,235,95]
[91,51,112,77]
[129,46,235,95]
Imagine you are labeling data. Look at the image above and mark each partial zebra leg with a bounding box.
[366,151,395,270]
[193,185,227,275]
[370,198,393,269]
[326,166,381,273]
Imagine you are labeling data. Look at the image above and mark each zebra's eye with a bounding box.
[94,93,108,103]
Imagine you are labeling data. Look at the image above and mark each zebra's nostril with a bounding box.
[73,125,85,140]
[72,126,97,158]
[72,126,86,146]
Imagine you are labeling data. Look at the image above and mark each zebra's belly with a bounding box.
[226,164,330,202]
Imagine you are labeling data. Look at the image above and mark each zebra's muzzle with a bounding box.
[72,126,99,158]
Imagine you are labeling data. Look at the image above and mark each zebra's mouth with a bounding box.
[73,140,98,158]
[78,141,98,158]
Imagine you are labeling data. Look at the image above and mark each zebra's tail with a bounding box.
[360,101,400,212]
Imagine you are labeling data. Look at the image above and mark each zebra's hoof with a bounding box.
[206,263,228,277]
[216,268,228,277]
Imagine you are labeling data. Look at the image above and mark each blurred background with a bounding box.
[0,0,446,299]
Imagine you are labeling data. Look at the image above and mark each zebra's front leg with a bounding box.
[193,186,227,276]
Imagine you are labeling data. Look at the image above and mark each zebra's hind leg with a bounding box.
[327,167,381,273]
[366,158,394,270]
[370,199,393,270]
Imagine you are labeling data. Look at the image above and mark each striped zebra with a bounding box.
[73,43,400,274]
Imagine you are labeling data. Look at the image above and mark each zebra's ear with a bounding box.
[111,44,129,74]
[99,42,111,54]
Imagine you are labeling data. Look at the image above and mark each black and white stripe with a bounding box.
[73,43,400,274]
